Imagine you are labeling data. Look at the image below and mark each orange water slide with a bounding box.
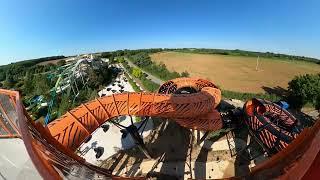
[47,78,223,150]
[1,77,320,179]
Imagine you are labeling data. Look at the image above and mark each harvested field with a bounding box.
[151,52,320,93]
[37,58,67,65]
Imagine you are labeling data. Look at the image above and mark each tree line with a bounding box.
[2,49,318,116]
[0,56,66,88]
[173,48,320,64]
[121,61,160,92]
[127,52,189,81]
[99,48,320,65]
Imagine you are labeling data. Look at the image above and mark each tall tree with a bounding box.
[58,93,71,116]
[24,71,35,95]
[34,75,51,97]
[4,73,15,88]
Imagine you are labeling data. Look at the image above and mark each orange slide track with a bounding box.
[0,77,319,179]
[47,78,223,150]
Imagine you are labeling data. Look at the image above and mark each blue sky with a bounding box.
[0,0,319,64]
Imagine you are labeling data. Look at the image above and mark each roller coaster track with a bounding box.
[0,77,319,179]
[45,57,107,124]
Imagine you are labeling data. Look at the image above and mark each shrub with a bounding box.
[128,53,181,80]
[222,90,281,102]
[315,95,320,110]
[140,76,160,92]
[181,71,190,77]
[287,74,320,109]
[132,68,142,78]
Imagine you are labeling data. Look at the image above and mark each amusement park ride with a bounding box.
[0,77,319,179]
[25,55,107,124]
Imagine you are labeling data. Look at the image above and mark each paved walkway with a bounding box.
[0,139,41,180]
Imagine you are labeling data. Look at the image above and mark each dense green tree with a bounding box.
[116,57,125,63]
[127,52,182,81]
[287,74,320,109]
[87,69,101,88]
[132,68,142,78]
[34,75,51,97]
[58,93,72,115]
[315,95,320,110]
[0,69,6,81]
[4,73,16,88]
[86,66,111,89]
[75,88,97,105]
[88,89,98,100]
[101,52,112,58]
[181,71,190,77]
[109,56,115,63]
[23,71,35,94]
[115,50,124,57]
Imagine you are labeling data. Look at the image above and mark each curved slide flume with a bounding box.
[1,77,319,179]
[47,78,223,150]
[244,98,300,154]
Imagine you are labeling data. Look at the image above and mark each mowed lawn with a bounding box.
[151,52,320,93]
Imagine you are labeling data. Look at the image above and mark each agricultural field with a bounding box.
[151,52,320,93]
[37,58,67,65]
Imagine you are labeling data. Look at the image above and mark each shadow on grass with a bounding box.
[261,86,287,99]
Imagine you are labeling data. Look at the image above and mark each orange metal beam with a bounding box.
[111,94,120,116]
[66,111,90,135]
[96,98,110,119]
[82,103,99,127]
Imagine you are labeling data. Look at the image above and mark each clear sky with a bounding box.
[0,0,319,64]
